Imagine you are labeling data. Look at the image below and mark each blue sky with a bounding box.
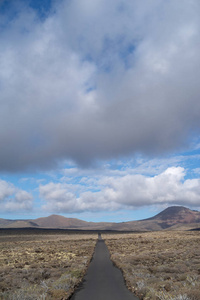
[0,0,200,221]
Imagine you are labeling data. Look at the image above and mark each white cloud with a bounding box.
[39,167,200,213]
[193,168,200,175]
[0,180,15,200]
[0,0,200,171]
[0,179,33,212]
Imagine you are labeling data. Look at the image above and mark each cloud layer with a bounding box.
[0,179,33,212]
[40,167,200,213]
[0,0,200,171]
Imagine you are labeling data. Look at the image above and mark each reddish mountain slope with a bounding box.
[148,206,200,225]
[34,214,91,228]
[0,206,200,231]
[121,206,200,231]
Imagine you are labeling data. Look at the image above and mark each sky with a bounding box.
[0,0,200,222]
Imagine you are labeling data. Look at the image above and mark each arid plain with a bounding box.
[0,231,96,299]
[104,231,200,300]
[0,229,200,300]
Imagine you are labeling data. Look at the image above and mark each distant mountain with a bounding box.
[34,214,90,228]
[147,206,200,224]
[0,206,200,231]
[0,218,14,227]
[0,219,39,228]
[125,206,200,231]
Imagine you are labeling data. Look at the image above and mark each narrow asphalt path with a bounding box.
[70,235,139,300]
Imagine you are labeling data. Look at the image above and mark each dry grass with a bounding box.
[103,231,200,300]
[2,230,200,300]
[0,231,97,299]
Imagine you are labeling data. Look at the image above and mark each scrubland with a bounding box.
[103,231,200,300]
[1,230,200,300]
[0,231,97,299]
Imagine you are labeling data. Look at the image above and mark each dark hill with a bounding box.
[147,206,200,224]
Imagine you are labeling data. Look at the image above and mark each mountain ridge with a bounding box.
[0,206,200,231]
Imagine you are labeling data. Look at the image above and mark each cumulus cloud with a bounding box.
[0,0,200,171]
[40,167,200,213]
[0,179,33,212]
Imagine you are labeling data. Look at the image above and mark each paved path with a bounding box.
[70,235,139,300]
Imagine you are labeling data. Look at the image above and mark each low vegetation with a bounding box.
[1,230,200,300]
[103,231,200,300]
[0,231,97,299]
